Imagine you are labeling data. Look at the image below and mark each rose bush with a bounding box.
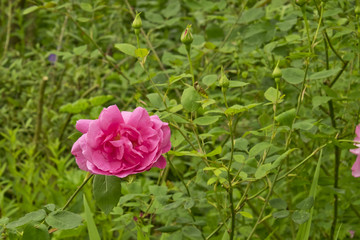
[71,105,171,178]
[350,124,360,177]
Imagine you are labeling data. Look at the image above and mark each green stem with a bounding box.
[276,144,327,182]
[206,222,225,240]
[135,32,140,49]
[62,173,94,211]
[301,7,312,53]
[227,117,236,240]
[186,45,195,85]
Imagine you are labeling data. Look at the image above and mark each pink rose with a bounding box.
[71,105,171,178]
[350,125,360,177]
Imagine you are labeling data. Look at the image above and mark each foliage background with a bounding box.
[1,0,360,239]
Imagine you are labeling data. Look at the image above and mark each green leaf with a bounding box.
[282,68,305,84]
[296,150,323,240]
[135,48,149,58]
[312,96,332,109]
[156,226,181,233]
[147,93,165,109]
[239,211,253,219]
[222,230,230,240]
[184,198,195,209]
[264,87,282,104]
[275,108,296,127]
[271,148,297,169]
[169,104,183,113]
[202,74,218,86]
[273,210,290,218]
[149,185,167,196]
[207,177,218,185]
[229,81,249,88]
[292,210,310,224]
[309,68,340,80]
[296,197,314,210]
[83,195,101,240]
[22,224,50,240]
[193,115,220,125]
[240,8,265,23]
[60,99,90,114]
[23,6,40,15]
[293,120,315,131]
[206,146,222,157]
[93,175,122,214]
[45,210,82,230]
[249,142,272,158]
[169,73,192,85]
[89,95,114,106]
[182,226,203,239]
[160,199,185,212]
[77,17,91,23]
[181,87,201,112]
[225,103,261,115]
[73,45,87,55]
[269,198,288,210]
[161,0,180,18]
[114,43,137,57]
[80,3,93,12]
[7,209,46,228]
[44,204,56,212]
[255,163,272,179]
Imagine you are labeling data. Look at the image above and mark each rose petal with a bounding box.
[121,111,132,123]
[76,119,92,133]
[135,148,159,171]
[160,124,171,152]
[153,155,167,169]
[91,150,122,172]
[352,155,360,177]
[71,135,89,171]
[87,120,104,148]
[99,105,124,134]
[127,107,151,130]
[356,125,360,137]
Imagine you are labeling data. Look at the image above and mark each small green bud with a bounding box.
[295,0,307,6]
[272,61,282,79]
[219,67,230,90]
[132,12,142,29]
[242,71,248,79]
[181,25,194,45]
[356,6,360,15]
